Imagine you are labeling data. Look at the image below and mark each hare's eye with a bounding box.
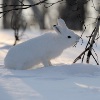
[67,36,71,38]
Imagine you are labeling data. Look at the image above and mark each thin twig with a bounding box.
[86,16,100,63]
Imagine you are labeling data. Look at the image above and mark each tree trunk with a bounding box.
[59,0,86,30]
[3,0,20,29]
[27,0,45,29]
[3,0,12,28]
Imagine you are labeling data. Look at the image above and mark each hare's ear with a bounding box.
[57,18,68,29]
[53,25,61,34]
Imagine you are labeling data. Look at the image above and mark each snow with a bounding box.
[0,64,100,100]
[0,30,100,100]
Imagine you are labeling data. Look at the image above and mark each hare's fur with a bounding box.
[4,18,79,69]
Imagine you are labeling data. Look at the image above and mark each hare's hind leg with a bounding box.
[42,60,52,67]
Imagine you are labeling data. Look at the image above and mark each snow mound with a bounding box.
[0,63,100,78]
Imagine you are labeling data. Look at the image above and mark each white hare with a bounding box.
[4,18,80,70]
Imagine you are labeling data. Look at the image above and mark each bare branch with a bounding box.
[73,15,100,65]
[44,0,65,8]
[86,15,100,63]
[0,0,48,14]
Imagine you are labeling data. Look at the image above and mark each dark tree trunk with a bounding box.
[59,0,86,30]
[3,0,13,28]
[3,0,20,29]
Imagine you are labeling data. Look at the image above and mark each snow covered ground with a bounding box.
[0,30,100,100]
